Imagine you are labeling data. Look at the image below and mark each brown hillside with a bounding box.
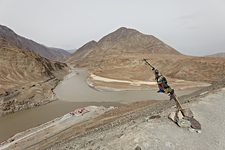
[207,52,225,58]
[0,26,68,116]
[86,54,225,83]
[68,27,225,83]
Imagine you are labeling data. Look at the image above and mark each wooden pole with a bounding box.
[170,92,183,110]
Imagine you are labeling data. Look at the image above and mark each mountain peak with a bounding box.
[79,40,98,50]
[115,27,140,33]
[68,27,181,66]
[115,27,136,33]
[96,27,180,55]
[117,27,128,30]
[104,27,142,39]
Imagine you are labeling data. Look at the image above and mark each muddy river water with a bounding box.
[0,69,201,142]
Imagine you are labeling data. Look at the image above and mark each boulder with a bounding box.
[177,118,191,128]
[176,110,184,121]
[168,110,201,131]
[135,145,142,150]
[168,112,176,122]
[181,108,194,118]
[186,117,201,130]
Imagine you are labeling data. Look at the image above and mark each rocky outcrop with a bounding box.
[0,78,60,116]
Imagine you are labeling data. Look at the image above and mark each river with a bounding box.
[0,69,201,143]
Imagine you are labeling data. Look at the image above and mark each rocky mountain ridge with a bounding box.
[0,25,70,61]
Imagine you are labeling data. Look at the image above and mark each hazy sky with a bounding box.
[0,0,225,55]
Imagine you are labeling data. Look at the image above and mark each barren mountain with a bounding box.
[68,27,225,83]
[0,25,70,61]
[68,27,180,64]
[67,49,77,54]
[0,25,68,116]
[207,52,225,58]
[97,27,180,55]
[48,47,71,61]
[68,41,100,61]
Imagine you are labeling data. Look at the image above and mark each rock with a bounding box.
[176,110,184,120]
[189,128,202,133]
[149,115,161,119]
[135,145,142,150]
[168,112,176,122]
[196,130,202,133]
[8,138,15,142]
[186,117,201,130]
[177,118,191,128]
[145,115,161,122]
[181,108,194,118]
[144,117,150,122]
